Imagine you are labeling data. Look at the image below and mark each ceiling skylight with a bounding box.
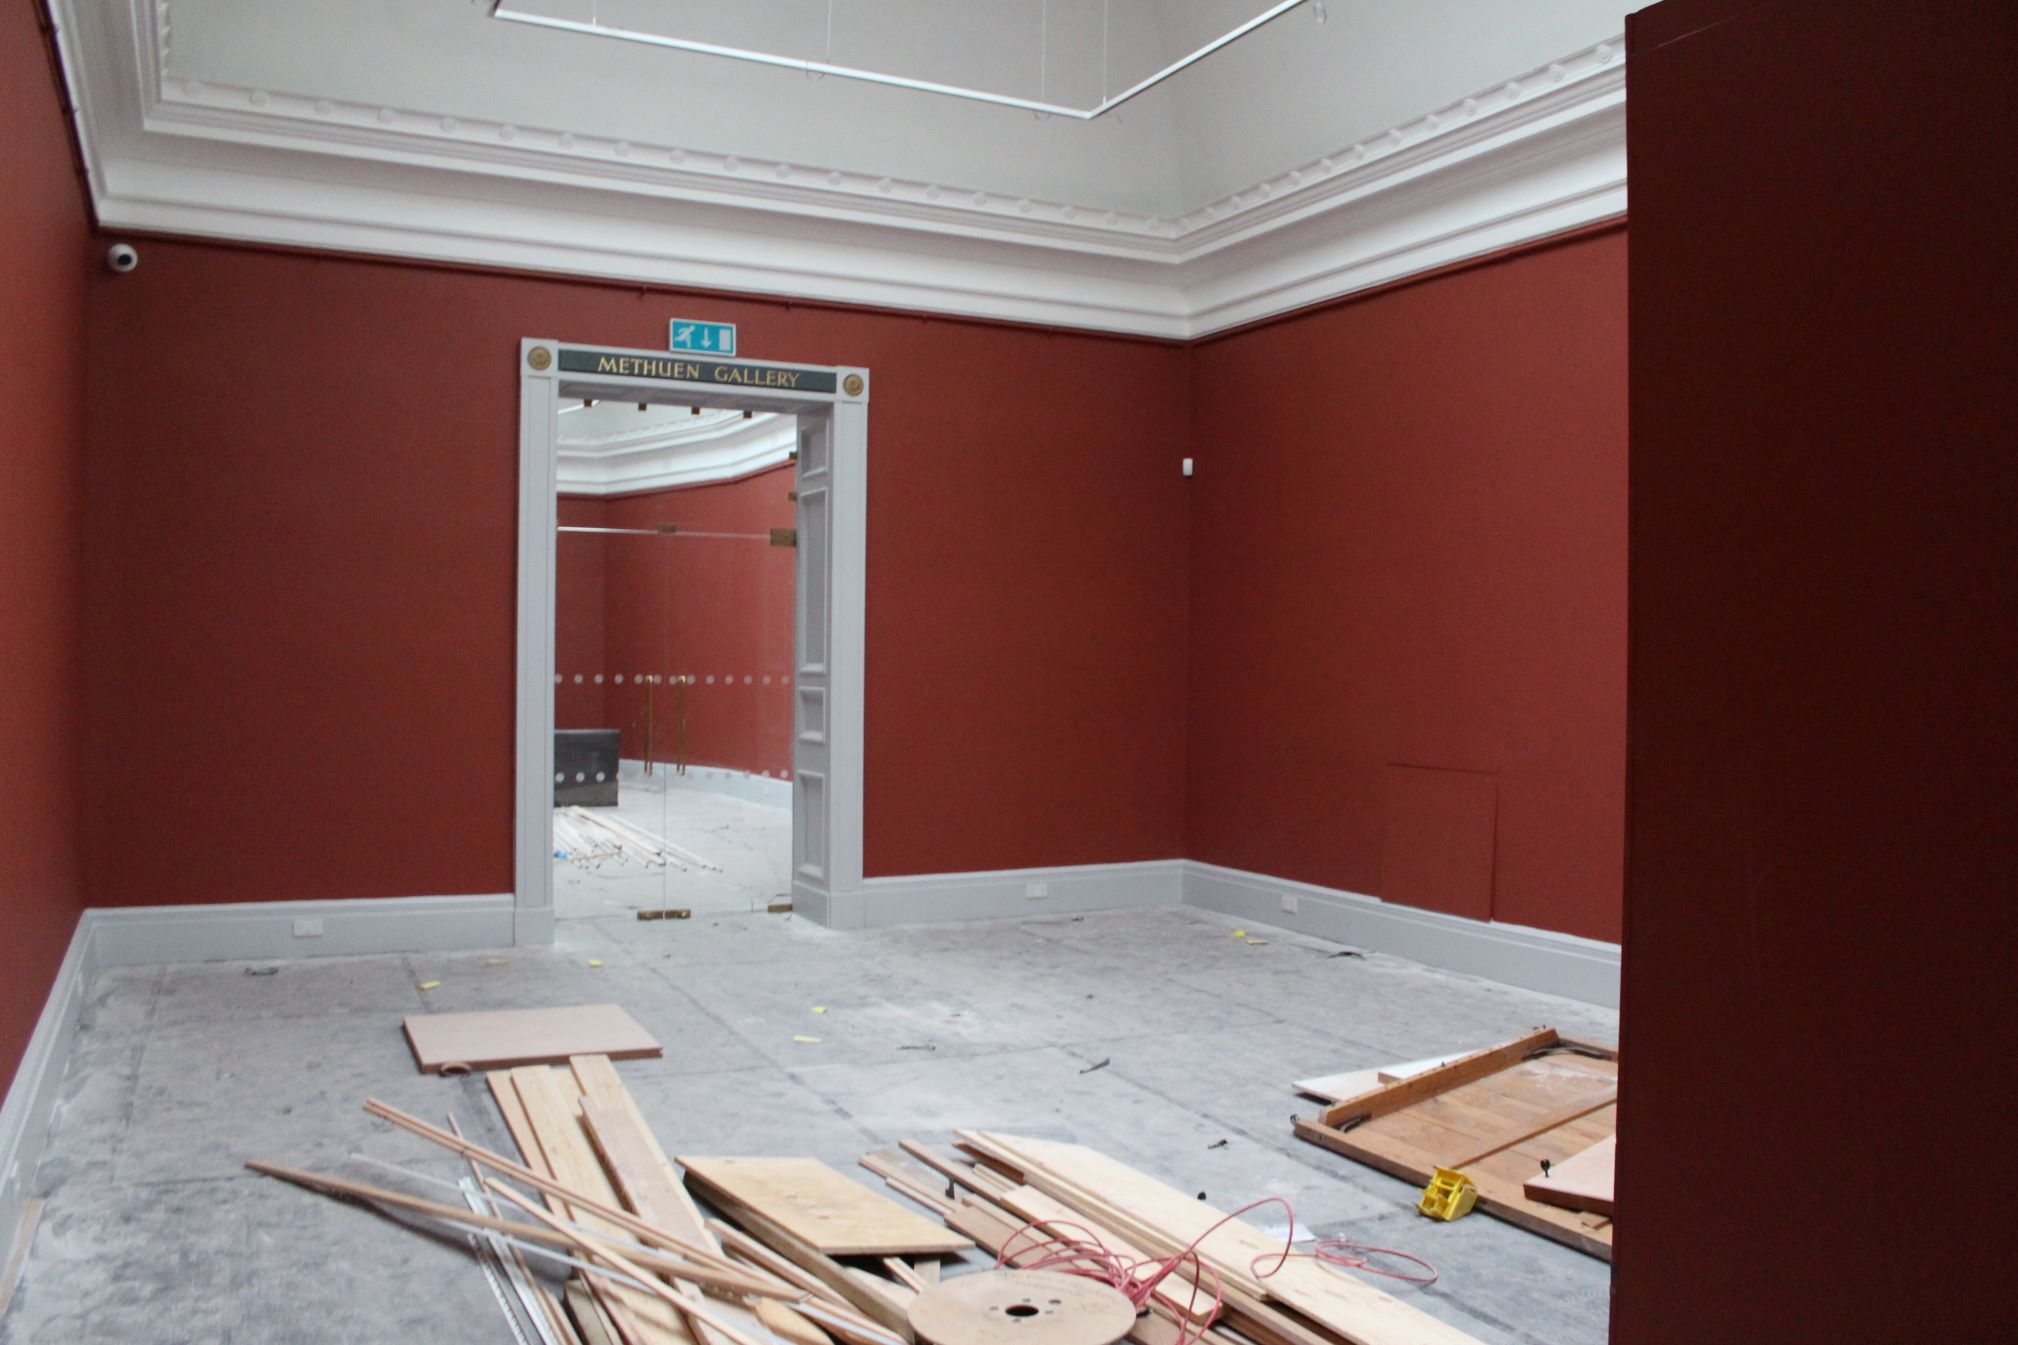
[490,0,1312,119]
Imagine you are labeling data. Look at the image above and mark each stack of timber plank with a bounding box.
[249,1056,1490,1345]
[1291,1028,1618,1259]
[858,1138,1488,1345]
[250,1055,962,1345]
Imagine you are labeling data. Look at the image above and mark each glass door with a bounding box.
[551,459,796,922]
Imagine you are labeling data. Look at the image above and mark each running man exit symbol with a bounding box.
[669,320,737,356]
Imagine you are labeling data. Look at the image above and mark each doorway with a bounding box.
[514,339,869,942]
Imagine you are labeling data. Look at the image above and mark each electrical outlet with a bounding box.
[1280,894,1299,915]
[292,917,324,939]
[1024,881,1049,899]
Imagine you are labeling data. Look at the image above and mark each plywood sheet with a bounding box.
[1522,1135,1615,1216]
[681,1156,973,1258]
[405,1003,659,1073]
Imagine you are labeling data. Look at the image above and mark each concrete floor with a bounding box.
[1,906,1618,1345]
[554,779,792,917]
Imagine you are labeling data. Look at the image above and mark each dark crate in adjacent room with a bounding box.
[555,728,620,806]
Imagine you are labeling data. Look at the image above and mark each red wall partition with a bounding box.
[79,245,1194,904]
[1616,0,2012,1339]
[559,465,796,779]
[1,0,92,1096]
[1185,229,1629,941]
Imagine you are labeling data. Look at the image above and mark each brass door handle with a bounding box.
[675,675,691,776]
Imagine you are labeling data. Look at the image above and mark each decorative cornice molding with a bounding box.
[136,0,1619,260]
[58,1,1628,337]
[136,1,1179,259]
[557,414,797,495]
[1170,42,1621,248]
[560,406,753,452]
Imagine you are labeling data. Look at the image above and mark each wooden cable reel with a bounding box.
[908,1271,1135,1345]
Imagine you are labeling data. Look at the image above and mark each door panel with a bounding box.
[792,415,833,905]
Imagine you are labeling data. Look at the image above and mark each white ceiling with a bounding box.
[53,1,1632,337]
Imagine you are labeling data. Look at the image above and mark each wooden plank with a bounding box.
[537,1279,588,1345]
[490,1070,551,1176]
[843,1267,915,1313]
[1447,1088,1617,1168]
[572,1055,717,1248]
[581,1095,698,1235]
[244,1160,771,1293]
[579,1093,772,1345]
[1293,1057,1457,1103]
[570,1280,623,1345]
[962,1132,1485,1345]
[1319,1028,1557,1127]
[898,1142,1010,1202]
[405,1004,661,1074]
[680,1156,972,1258]
[377,1096,753,1275]
[512,1068,617,1220]
[492,1181,782,1345]
[1522,1135,1615,1216]
[859,1150,956,1216]
[510,1067,696,1345]
[574,1072,820,1345]
[703,1211,915,1341]
[757,1298,832,1345]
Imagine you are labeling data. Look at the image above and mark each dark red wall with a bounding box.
[560,466,796,778]
[80,245,1193,902]
[1616,1,2013,1340]
[1185,229,1628,941]
[1,0,90,1092]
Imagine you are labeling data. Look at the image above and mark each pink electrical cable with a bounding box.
[996,1214,1226,1345]
[994,1196,1438,1345]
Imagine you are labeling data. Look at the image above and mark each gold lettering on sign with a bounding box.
[712,366,801,389]
[593,355,703,380]
[586,353,802,388]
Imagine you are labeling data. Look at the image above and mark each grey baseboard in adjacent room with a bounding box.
[859,859,1185,928]
[1181,860,1621,1008]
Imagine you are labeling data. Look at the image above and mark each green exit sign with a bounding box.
[669,319,737,356]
